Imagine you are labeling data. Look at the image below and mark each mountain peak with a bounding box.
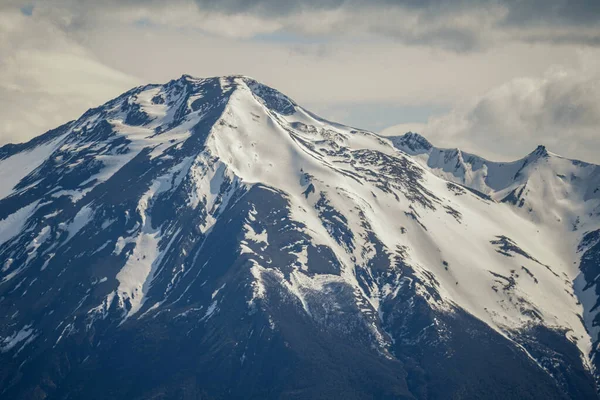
[389,131,433,155]
[178,73,254,82]
[528,144,550,159]
[179,73,202,82]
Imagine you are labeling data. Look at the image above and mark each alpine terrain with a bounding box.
[1,75,599,399]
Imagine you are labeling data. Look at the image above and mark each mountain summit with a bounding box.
[1,75,599,399]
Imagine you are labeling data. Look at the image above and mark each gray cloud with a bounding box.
[191,0,600,22]
[500,0,600,26]
[5,0,599,51]
[196,0,600,50]
[191,0,600,27]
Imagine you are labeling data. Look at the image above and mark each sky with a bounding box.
[0,0,599,163]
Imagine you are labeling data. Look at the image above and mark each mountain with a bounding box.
[0,75,599,399]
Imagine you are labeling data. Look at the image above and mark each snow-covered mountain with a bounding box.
[1,75,599,399]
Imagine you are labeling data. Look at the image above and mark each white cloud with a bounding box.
[380,123,426,137]
[0,10,138,145]
[78,21,584,107]
[387,54,600,163]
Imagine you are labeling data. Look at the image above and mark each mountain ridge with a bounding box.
[388,131,594,166]
[389,131,600,209]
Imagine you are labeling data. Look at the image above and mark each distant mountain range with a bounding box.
[1,75,599,399]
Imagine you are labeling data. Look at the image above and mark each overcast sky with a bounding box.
[0,0,599,162]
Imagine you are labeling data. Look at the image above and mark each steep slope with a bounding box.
[0,76,598,399]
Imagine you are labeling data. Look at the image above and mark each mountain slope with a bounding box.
[0,76,599,399]
[391,131,600,364]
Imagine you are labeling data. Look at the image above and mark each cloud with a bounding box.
[187,0,600,51]
[0,0,598,163]
[0,10,138,145]
[5,0,600,51]
[190,0,600,26]
[73,14,586,109]
[380,122,426,137]
[403,56,600,163]
[500,0,600,26]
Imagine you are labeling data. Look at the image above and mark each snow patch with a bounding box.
[0,201,39,247]
[1,325,35,353]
